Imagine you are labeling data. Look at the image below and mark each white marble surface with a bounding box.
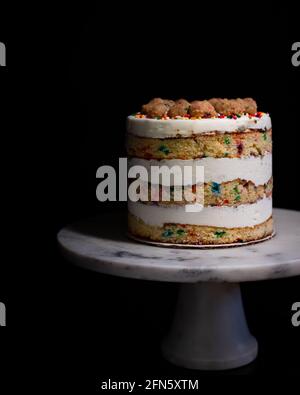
[57,208,300,283]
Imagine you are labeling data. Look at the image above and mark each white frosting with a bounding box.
[127,114,272,138]
[129,153,272,186]
[128,198,272,228]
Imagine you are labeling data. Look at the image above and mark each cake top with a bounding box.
[133,97,263,120]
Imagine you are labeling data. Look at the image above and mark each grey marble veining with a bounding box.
[58,209,300,283]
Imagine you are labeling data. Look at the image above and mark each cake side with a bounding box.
[127,97,273,245]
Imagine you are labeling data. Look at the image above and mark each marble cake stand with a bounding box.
[57,208,300,370]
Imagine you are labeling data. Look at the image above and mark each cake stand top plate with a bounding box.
[57,208,300,283]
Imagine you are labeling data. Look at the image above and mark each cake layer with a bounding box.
[139,178,272,206]
[129,153,272,186]
[127,129,272,159]
[128,213,273,245]
[127,113,271,138]
[128,197,272,228]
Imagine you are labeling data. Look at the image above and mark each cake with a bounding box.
[126,98,273,245]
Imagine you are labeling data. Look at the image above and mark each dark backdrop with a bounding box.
[2,3,300,390]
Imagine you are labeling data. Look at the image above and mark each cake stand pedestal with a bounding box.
[57,209,300,370]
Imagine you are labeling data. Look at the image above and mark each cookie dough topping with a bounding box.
[135,97,261,119]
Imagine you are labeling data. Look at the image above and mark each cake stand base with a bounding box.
[162,282,257,370]
[58,209,300,371]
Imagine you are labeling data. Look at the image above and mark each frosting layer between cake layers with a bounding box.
[128,198,272,228]
[129,153,272,186]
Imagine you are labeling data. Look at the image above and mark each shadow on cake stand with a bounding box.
[57,208,300,370]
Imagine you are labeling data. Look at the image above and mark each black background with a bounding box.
[1,2,300,390]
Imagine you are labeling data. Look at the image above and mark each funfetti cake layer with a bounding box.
[126,97,273,245]
[127,129,272,159]
[134,178,273,206]
[128,212,273,245]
